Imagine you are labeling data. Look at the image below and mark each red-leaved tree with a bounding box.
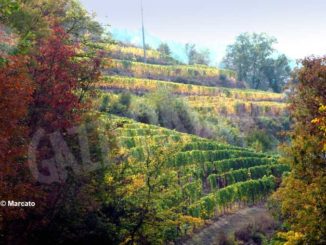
[29,27,81,133]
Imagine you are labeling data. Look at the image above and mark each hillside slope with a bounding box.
[101,115,289,240]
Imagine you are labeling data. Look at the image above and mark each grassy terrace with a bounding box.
[187,96,288,116]
[98,43,176,65]
[103,59,240,87]
[97,75,286,102]
[106,59,236,78]
[104,44,161,59]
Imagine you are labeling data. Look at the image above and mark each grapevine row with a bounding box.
[188,176,276,218]
[207,163,290,190]
[172,150,267,167]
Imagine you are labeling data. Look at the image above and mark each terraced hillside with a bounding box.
[105,59,241,87]
[66,40,291,243]
[76,40,291,244]
[98,76,284,101]
[108,115,290,235]
[97,42,289,151]
[98,75,287,118]
[96,45,291,240]
[3,1,322,244]
[100,43,242,88]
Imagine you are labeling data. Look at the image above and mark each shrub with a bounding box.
[99,95,110,112]
[119,92,131,107]
[121,60,132,69]
[246,130,276,152]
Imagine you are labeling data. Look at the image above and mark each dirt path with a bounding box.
[182,206,273,245]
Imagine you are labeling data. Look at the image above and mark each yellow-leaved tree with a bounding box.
[272,56,326,244]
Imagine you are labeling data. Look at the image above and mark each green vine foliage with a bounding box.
[189,176,276,218]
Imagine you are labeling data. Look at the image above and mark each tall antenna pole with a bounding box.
[141,0,147,63]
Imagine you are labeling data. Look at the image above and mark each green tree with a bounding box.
[222,33,291,92]
[1,0,103,53]
[185,43,196,65]
[157,42,171,57]
[262,54,292,92]
[185,43,210,65]
[62,0,103,41]
[195,48,210,66]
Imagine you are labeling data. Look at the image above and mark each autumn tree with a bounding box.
[1,0,103,239]
[272,56,326,244]
[0,55,45,244]
[28,28,79,132]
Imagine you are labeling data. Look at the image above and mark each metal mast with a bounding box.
[141,0,147,63]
